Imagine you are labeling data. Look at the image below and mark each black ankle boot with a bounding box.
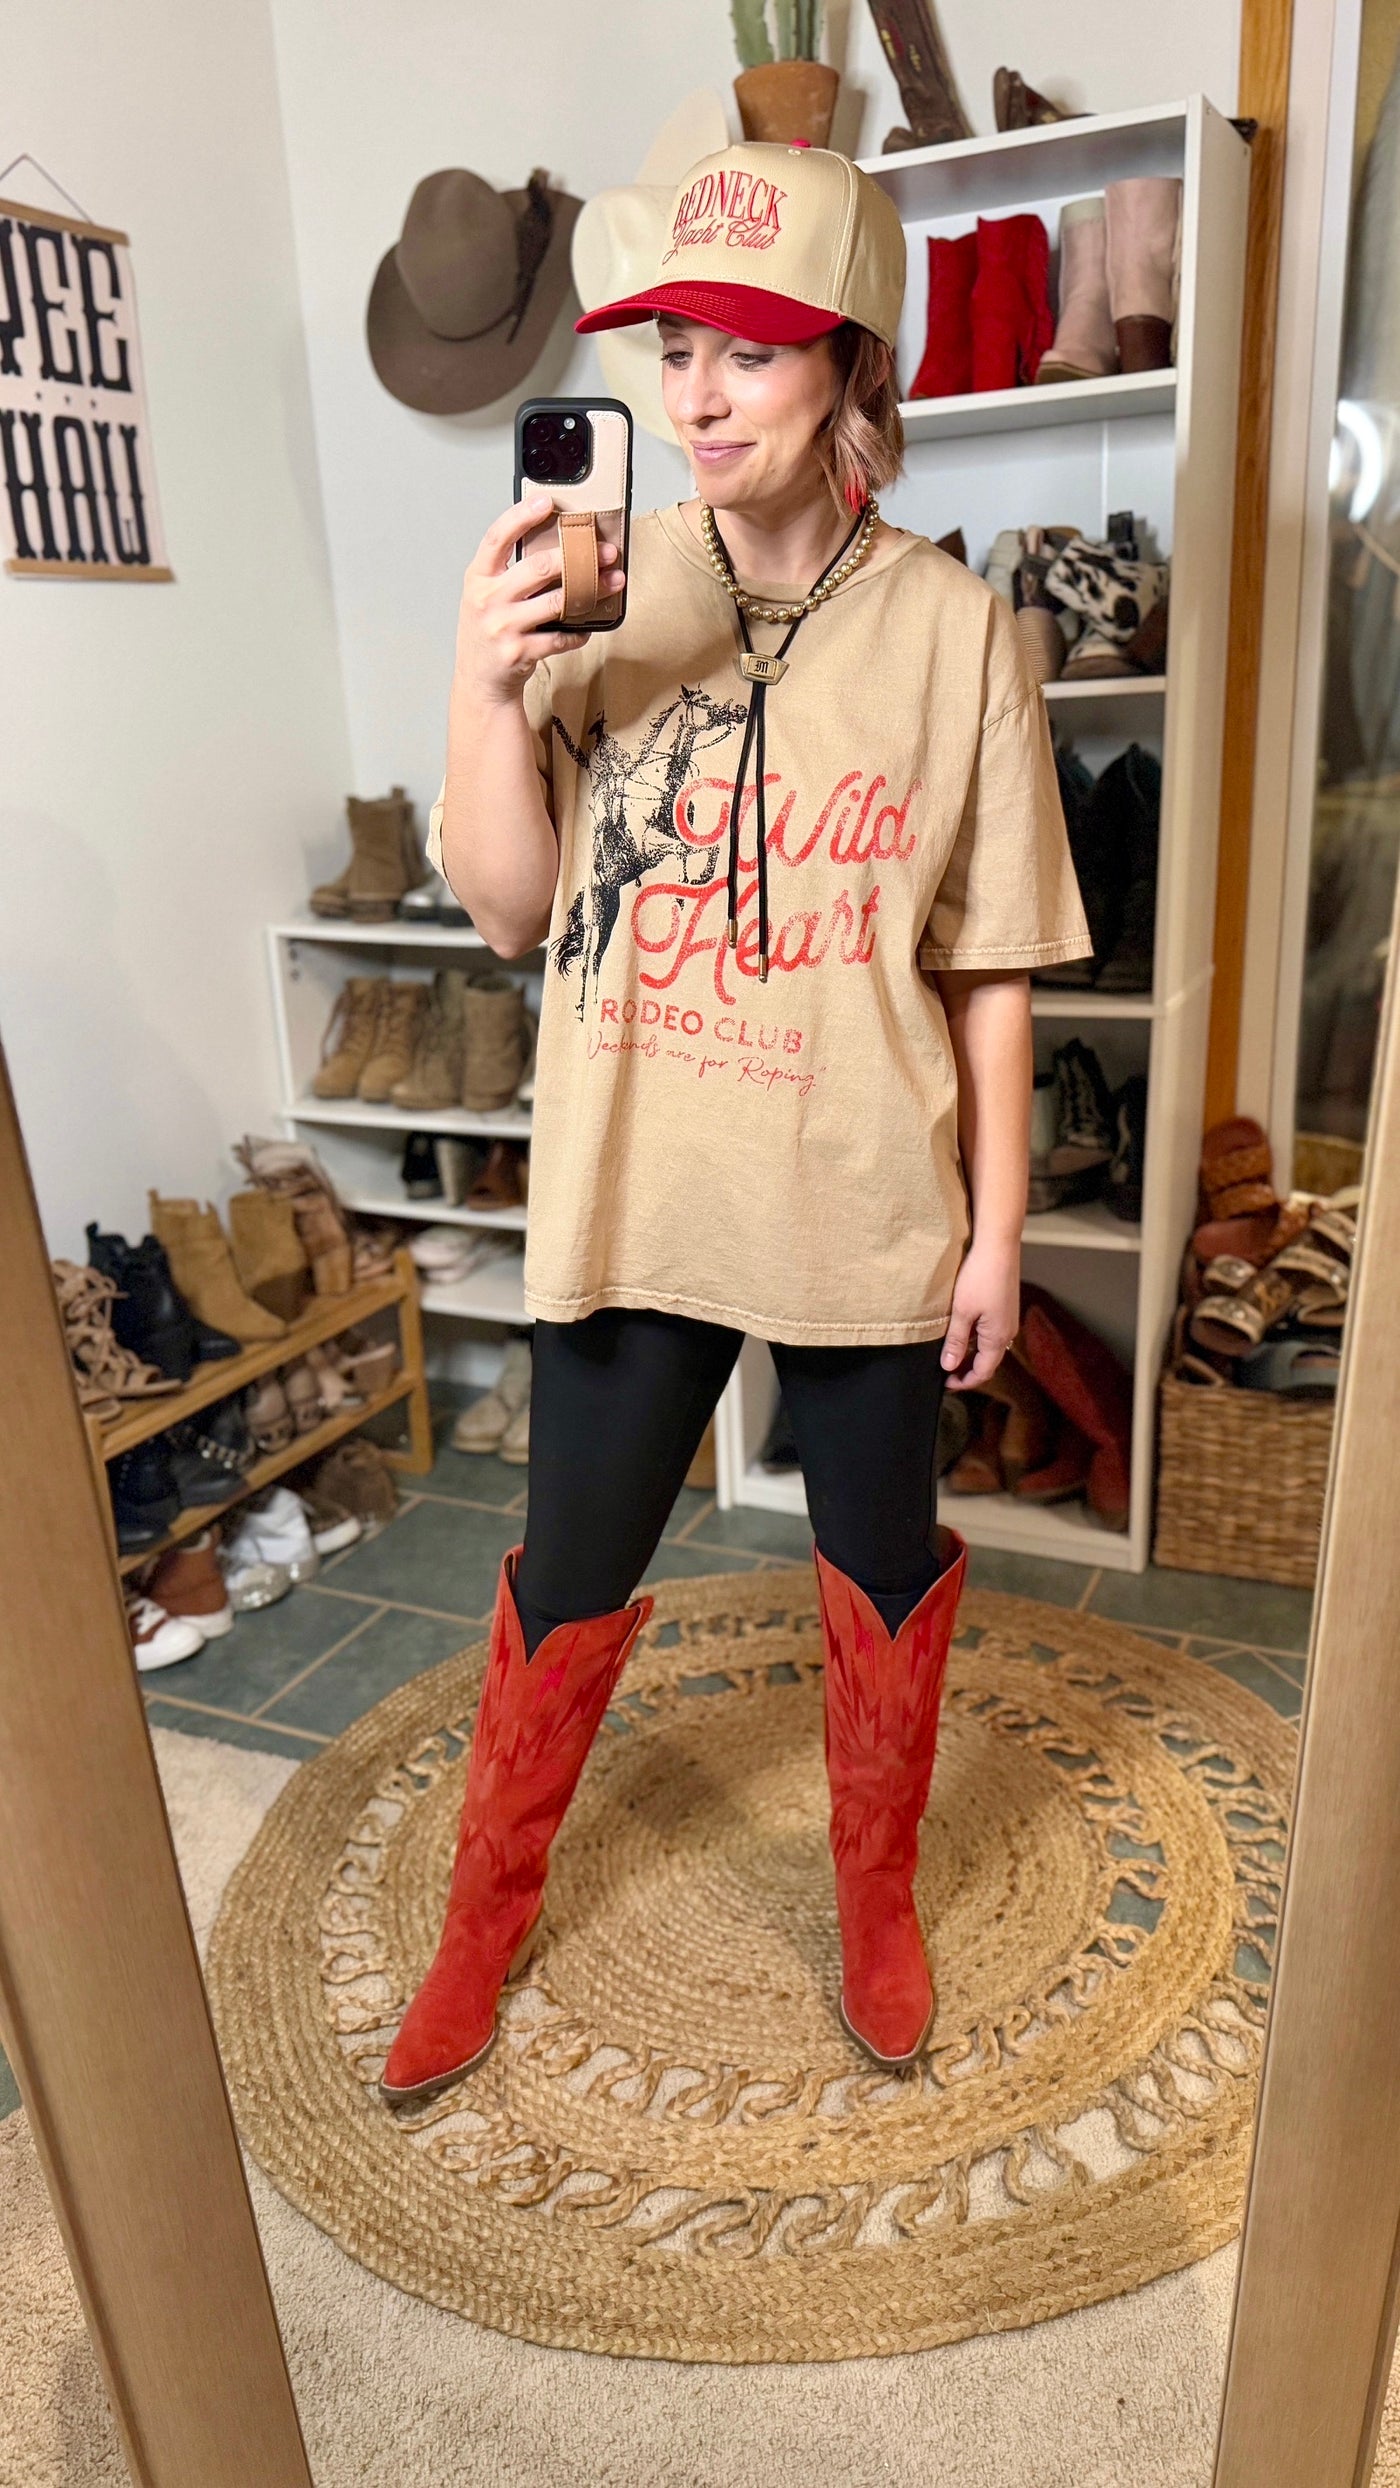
[86,1225,240,1374]
[110,1439,180,1550]
[1091,745,1161,993]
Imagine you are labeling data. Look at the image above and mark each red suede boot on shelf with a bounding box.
[380,1549,653,2104]
[909,230,978,399]
[816,1529,968,2073]
[970,212,1054,391]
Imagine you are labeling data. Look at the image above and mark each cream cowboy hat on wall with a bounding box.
[570,89,730,443]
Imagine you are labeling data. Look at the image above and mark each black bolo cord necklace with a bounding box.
[702,501,874,984]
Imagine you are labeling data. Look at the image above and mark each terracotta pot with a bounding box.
[734,60,839,147]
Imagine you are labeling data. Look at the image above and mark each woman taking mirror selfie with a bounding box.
[381,143,1091,2104]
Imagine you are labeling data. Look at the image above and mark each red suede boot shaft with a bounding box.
[381,1549,652,2097]
[970,213,1054,391]
[816,1535,966,2065]
[910,230,977,399]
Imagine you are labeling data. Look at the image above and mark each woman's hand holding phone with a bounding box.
[453,497,626,704]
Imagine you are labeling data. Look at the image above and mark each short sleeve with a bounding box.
[918,623,1092,973]
[425,661,554,873]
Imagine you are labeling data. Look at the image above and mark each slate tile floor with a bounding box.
[0,1389,1312,2125]
[139,1391,1313,1756]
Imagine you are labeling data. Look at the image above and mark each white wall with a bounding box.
[0,0,1239,1260]
[0,0,351,1257]
[269,0,1239,821]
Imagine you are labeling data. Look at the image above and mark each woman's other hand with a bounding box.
[939,1237,1020,1391]
[454,498,626,704]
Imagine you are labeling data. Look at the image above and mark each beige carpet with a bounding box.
[2,1723,1397,2488]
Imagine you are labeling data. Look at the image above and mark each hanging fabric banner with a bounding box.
[0,196,172,581]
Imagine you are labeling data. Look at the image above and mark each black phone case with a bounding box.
[513,396,634,634]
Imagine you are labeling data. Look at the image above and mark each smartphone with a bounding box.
[513,396,633,633]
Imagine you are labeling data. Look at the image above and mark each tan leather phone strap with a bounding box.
[557,509,599,621]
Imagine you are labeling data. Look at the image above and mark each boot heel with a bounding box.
[506,1910,542,1982]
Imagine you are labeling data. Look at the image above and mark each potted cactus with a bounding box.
[731,0,838,147]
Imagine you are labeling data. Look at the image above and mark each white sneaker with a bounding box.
[125,1590,206,1673]
[226,1487,320,1586]
[218,1524,296,1611]
[499,1398,529,1465]
[451,1336,532,1454]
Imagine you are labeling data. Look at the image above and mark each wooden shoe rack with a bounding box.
[85,1246,433,1576]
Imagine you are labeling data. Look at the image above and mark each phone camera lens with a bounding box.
[522,408,592,488]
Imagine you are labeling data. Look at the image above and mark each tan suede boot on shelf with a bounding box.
[227,1189,309,1323]
[1104,177,1182,372]
[359,981,427,1103]
[231,1139,354,1297]
[147,1195,287,1343]
[52,1260,181,1419]
[312,977,391,1100]
[347,787,415,922]
[462,975,528,1112]
[391,970,466,1112]
[311,788,414,920]
[1036,195,1116,384]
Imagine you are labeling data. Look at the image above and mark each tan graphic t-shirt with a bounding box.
[429,505,1090,1346]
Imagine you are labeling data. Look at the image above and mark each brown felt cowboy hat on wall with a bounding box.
[368,166,583,415]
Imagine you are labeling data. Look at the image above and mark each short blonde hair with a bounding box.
[816,323,905,513]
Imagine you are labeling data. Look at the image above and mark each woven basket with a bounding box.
[1293,1129,1365,1196]
[1154,1370,1334,1589]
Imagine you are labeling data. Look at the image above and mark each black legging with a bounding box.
[514,1308,946,1654]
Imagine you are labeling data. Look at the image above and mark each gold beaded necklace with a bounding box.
[701,499,877,982]
[699,497,880,624]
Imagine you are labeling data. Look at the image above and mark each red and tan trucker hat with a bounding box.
[574,141,905,349]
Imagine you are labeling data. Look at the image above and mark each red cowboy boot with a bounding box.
[816,1530,967,2071]
[380,1547,652,2103]
[909,230,978,398]
[970,212,1054,391]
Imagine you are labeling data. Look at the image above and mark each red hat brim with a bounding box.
[575,280,843,345]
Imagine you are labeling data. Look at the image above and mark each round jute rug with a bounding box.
[206,1570,1294,2365]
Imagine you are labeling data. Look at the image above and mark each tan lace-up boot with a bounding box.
[346,787,414,921]
[312,977,391,1099]
[391,970,466,1111]
[359,980,427,1102]
[146,1196,287,1342]
[461,975,528,1112]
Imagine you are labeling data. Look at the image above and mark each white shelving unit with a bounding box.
[714,97,1250,1574]
[266,919,540,1335]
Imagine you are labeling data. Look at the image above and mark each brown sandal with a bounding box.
[335,1329,399,1398]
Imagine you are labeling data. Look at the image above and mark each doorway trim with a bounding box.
[0,1045,313,2488]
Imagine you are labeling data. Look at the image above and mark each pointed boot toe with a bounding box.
[838,1902,936,2070]
[380,1908,541,2103]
